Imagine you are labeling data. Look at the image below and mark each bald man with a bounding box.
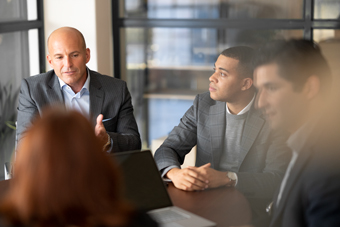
[16,27,141,152]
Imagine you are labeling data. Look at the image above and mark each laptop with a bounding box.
[111,150,216,227]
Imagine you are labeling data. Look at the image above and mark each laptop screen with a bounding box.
[110,150,173,211]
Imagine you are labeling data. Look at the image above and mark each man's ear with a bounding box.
[241,78,253,91]
[85,48,91,64]
[46,55,53,68]
[304,76,321,100]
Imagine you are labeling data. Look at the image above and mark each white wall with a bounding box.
[95,0,114,77]
[43,0,113,76]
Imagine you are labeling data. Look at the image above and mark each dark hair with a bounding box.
[253,39,332,93]
[0,107,132,227]
[220,46,254,79]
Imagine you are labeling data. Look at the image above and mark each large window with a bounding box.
[0,0,45,180]
[112,0,340,148]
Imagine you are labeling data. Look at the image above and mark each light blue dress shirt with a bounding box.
[58,70,90,119]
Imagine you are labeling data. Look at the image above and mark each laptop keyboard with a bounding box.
[149,209,189,223]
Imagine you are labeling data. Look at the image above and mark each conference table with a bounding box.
[0,179,253,226]
[167,183,252,226]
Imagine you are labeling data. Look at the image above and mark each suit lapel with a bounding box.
[89,72,104,126]
[47,73,64,104]
[209,101,226,168]
[238,106,265,170]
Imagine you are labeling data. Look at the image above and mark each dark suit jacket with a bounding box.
[154,92,291,198]
[269,108,340,227]
[16,69,141,152]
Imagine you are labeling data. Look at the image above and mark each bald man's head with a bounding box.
[46,27,90,93]
[47,27,86,54]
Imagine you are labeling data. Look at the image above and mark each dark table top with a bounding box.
[167,183,252,226]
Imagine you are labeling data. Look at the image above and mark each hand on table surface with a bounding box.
[167,163,231,191]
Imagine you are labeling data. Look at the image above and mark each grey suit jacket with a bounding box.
[154,92,291,198]
[16,69,141,152]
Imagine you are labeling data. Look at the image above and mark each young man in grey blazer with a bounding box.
[16,27,140,153]
[154,46,291,198]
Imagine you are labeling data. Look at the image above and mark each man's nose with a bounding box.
[209,72,217,83]
[64,56,72,67]
[255,90,268,110]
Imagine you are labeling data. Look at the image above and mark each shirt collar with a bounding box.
[286,117,319,153]
[226,93,255,115]
[58,68,91,94]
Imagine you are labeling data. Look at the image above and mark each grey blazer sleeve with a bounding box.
[16,78,39,144]
[104,81,141,152]
[154,95,199,172]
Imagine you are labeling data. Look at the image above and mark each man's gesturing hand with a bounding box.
[166,167,209,191]
[95,114,109,149]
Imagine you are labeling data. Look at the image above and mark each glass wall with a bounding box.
[0,0,43,180]
[122,0,303,19]
[314,0,340,108]
[114,0,340,148]
[314,0,340,19]
[315,29,340,104]
[0,0,37,22]
[123,27,302,145]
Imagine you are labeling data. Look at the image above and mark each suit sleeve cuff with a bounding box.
[106,136,114,153]
[161,165,180,179]
[229,171,238,186]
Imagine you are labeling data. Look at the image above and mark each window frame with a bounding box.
[112,0,340,146]
[0,0,45,73]
[112,0,340,79]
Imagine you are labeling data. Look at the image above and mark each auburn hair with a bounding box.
[0,107,132,226]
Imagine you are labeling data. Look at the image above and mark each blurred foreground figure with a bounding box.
[0,107,157,227]
[253,39,340,227]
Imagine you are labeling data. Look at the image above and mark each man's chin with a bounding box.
[209,92,223,102]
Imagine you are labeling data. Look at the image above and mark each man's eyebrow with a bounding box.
[264,82,275,86]
[219,67,229,73]
[262,82,280,88]
[213,64,229,73]
[53,51,80,57]
[53,53,62,57]
[254,81,269,88]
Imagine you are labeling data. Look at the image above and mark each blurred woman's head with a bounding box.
[0,107,131,226]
